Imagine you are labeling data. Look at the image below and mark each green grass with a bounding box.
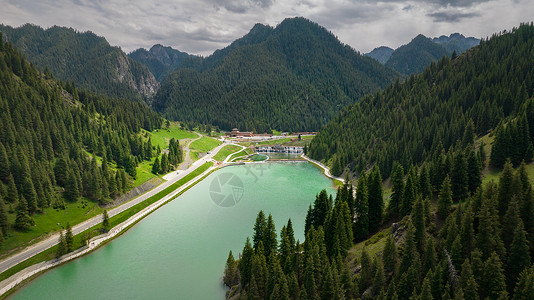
[1,199,103,258]
[190,151,199,161]
[190,136,221,152]
[134,157,160,186]
[144,123,197,149]
[250,154,268,161]
[228,148,253,162]
[213,145,242,161]
[348,228,390,263]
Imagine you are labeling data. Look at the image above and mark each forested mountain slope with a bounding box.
[153,17,400,132]
[0,35,162,242]
[129,44,193,82]
[309,23,534,178]
[367,33,479,75]
[385,34,451,75]
[0,24,159,102]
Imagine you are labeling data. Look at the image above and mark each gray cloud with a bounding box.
[0,0,532,55]
[429,11,480,22]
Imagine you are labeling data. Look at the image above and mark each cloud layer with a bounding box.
[1,0,532,55]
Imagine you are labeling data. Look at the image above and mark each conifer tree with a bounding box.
[498,160,515,217]
[368,166,383,231]
[56,230,66,259]
[438,175,453,219]
[64,170,80,202]
[506,221,531,291]
[459,259,479,300]
[354,173,369,240]
[264,214,277,259]
[513,266,534,299]
[65,222,73,252]
[152,156,160,175]
[161,153,168,174]
[6,175,18,203]
[390,162,404,217]
[420,163,432,201]
[0,195,8,234]
[467,150,482,194]
[503,200,522,248]
[481,252,507,299]
[420,275,434,300]
[22,178,38,213]
[423,238,437,275]
[14,195,33,230]
[401,173,416,218]
[0,143,9,181]
[451,151,468,201]
[239,237,254,288]
[413,195,426,253]
[383,233,398,274]
[102,210,110,232]
[223,250,238,288]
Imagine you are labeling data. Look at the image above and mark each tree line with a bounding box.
[0,35,163,244]
[309,23,534,179]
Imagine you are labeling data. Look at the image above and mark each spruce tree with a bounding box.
[451,151,468,201]
[420,163,432,202]
[253,210,266,250]
[65,222,74,252]
[102,210,110,232]
[506,221,531,292]
[14,195,34,230]
[354,173,369,240]
[413,195,426,253]
[152,156,160,175]
[423,238,438,275]
[0,142,9,181]
[513,266,534,300]
[239,237,254,288]
[264,214,277,259]
[481,251,507,299]
[0,195,8,234]
[401,173,416,218]
[390,163,404,217]
[383,233,398,273]
[498,160,515,217]
[56,230,67,259]
[467,150,482,194]
[64,170,80,202]
[438,175,453,219]
[223,250,238,288]
[367,166,383,231]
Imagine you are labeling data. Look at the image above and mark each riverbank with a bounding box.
[300,154,345,185]
[0,160,220,297]
[0,140,244,297]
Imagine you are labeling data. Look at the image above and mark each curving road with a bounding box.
[0,136,227,275]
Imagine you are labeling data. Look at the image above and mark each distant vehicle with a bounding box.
[207,151,211,154]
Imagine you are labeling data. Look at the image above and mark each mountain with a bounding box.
[309,23,534,178]
[385,34,450,75]
[153,17,400,132]
[0,24,159,101]
[227,24,534,300]
[0,34,162,245]
[129,44,193,81]
[367,33,480,75]
[432,32,480,54]
[365,46,394,64]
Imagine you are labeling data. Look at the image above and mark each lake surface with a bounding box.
[11,162,334,299]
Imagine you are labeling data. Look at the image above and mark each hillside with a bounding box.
[432,33,480,54]
[153,17,400,132]
[367,33,479,75]
[365,46,394,64]
[0,24,159,102]
[226,24,534,300]
[129,44,193,82]
[309,23,534,178]
[0,35,164,252]
[385,34,451,75]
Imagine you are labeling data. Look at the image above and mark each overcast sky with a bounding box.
[1,0,532,56]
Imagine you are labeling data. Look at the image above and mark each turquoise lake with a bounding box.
[11,162,334,299]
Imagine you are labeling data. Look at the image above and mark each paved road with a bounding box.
[0,137,227,275]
